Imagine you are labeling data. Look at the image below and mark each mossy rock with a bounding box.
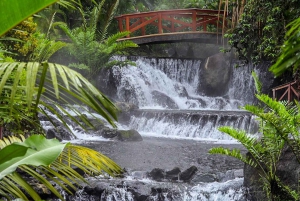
[117,129,143,142]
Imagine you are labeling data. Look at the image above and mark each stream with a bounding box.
[54,56,274,200]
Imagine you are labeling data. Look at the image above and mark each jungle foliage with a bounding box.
[225,0,300,65]
[210,73,300,200]
[0,0,123,200]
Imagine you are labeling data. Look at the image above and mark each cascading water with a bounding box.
[99,56,259,141]
[52,56,265,201]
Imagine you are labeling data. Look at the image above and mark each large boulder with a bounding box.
[99,128,143,142]
[199,52,232,97]
[117,129,143,142]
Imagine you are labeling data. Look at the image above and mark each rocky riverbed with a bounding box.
[59,137,249,201]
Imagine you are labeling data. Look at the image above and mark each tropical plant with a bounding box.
[269,17,300,77]
[0,62,118,135]
[223,0,300,65]
[0,134,122,200]
[0,0,123,199]
[209,73,300,200]
[154,0,185,10]
[59,0,138,80]
[30,35,67,62]
[1,17,40,61]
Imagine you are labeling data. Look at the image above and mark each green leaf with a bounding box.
[0,135,66,179]
[0,0,59,36]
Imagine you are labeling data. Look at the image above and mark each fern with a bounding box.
[59,6,138,80]
[209,147,257,167]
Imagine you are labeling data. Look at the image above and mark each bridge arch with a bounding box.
[115,9,227,45]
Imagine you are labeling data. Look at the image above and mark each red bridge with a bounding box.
[115,9,227,45]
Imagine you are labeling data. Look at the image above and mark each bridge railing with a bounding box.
[272,81,300,102]
[115,9,227,38]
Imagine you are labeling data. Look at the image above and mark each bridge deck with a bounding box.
[117,31,225,45]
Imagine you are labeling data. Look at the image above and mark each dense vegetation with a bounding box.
[0,0,300,200]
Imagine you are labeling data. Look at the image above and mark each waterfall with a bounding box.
[98,56,259,140]
[103,57,256,110]
[127,110,258,140]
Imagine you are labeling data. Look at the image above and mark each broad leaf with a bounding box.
[0,0,58,36]
[0,135,66,179]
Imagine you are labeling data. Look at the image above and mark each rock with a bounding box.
[165,167,181,181]
[191,173,216,183]
[179,166,198,182]
[100,127,120,139]
[46,126,75,141]
[148,168,165,181]
[117,129,143,142]
[198,52,232,97]
[151,90,178,109]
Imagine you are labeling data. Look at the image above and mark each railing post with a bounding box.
[126,16,130,38]
[158,13,162,34]
[273,89,276,100]
[192,10,197,31]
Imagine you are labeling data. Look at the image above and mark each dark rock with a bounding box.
[95,68,119,99]
[151,90,178,109]
[149,168,165,181]
[117,129,143,142]
[165,167,181,181]
[46,126,75,141]
[100,127,120,139]
[179,166,198,182]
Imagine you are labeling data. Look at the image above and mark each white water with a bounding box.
[72,177,246,201]
[111,57,256,110]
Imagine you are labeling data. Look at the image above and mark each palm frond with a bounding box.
[98,0,119,43]
[0,135,123,200]
[269,17,300,76]
[0,62,118,132]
